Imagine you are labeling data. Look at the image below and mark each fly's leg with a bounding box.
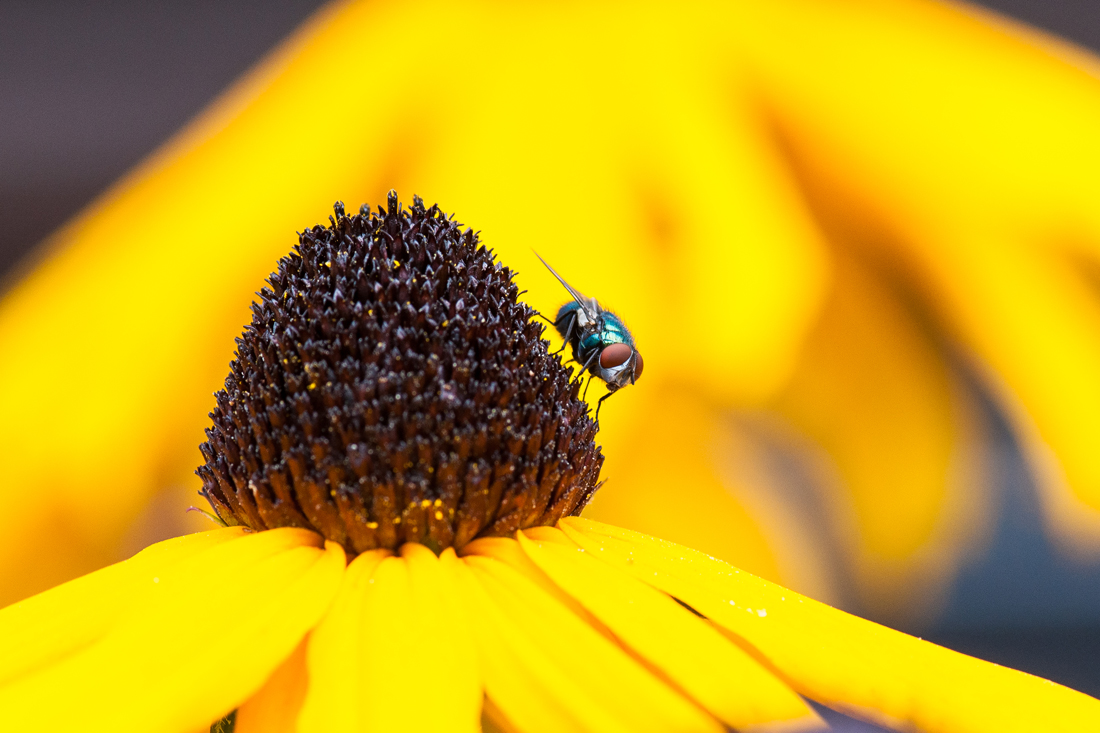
[540,311,576,357]
[578,347,601,402]
[594,390,616,427]
[579,347,599,376]
[533,310,563,349]
[552,312,578,356]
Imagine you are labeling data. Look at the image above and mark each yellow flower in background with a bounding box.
[4,0,1100,632]
[3,520,1098,732]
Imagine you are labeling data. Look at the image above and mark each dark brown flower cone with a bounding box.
[196,192,603,554]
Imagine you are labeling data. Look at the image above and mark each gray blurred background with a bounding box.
[2,0,1098,704]
[0,0,327,284]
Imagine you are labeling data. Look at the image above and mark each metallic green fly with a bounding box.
[536,253,643,424]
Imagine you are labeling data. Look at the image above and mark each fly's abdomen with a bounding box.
[554,302,581,335]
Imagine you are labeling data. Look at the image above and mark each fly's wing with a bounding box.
[534,252,600,322]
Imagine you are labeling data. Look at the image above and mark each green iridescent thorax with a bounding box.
[580,312,633,353]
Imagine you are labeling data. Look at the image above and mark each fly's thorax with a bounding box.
[598,313,634,347]
[576,314,628,356]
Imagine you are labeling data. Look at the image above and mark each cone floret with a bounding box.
[197,192,603,553]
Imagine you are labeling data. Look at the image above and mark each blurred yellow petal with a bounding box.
[8,0,1100,629]
[693,418,848,606]
[298,549,389,733]
[0,526,244,686]
[0,1,357,606]
[510,527,822,732]
[426,7,829,404]
[0,0,828,604]
[770,247,992,621]
[725,0,1100,551]
[480,697,523,733]
[585,384,782,581]
[563,517,1100,732]
[0,0,388,606]
[236,637,309,733]
[0,527,345,732]
[462,549,722,733]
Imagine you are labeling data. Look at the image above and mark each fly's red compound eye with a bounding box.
[599,343,633,369]
[632,351,643,380]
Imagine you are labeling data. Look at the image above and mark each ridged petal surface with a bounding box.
[512,527,822,732]
[300,547,480,733]
[0,527,344,733]
[0,527,244,687]
[562,518,1100,733]
[458,550,722,732]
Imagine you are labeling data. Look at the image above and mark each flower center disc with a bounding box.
[197,192,603,554]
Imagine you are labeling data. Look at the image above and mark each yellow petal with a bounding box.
[442,548,620,733]
[0,527,345,733]
[434,15,829,404]
[771,247,992,622]
[300,545,479,733]
[511,527,821,732]
[584,385,782,582]
[461,536,607,628]
[0,527,245,687]
[298,549,389,733]
[11,0,1100,633]
[562,517,1100,732]
[401,543,482,732]
[236,636,309,733]
[480,696,522,733]
[356,551,480,732]
[0,0,827,606]
[460,546,723,733]
[727,0,1100,550]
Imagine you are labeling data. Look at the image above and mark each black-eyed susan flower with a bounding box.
[6,0,1100,632]
[2,195,1097,732]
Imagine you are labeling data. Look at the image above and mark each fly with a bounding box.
[535,253,643,424]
